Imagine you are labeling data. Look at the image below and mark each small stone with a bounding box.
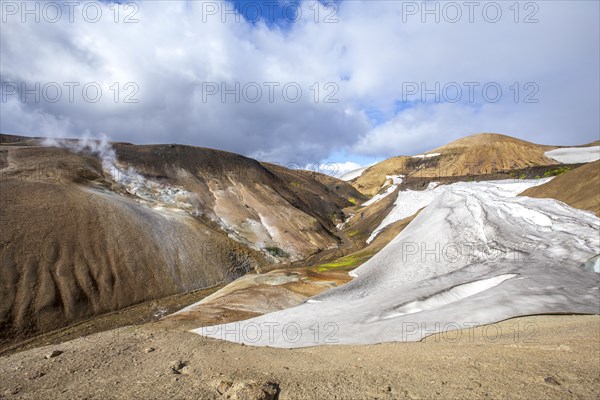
[169,360,188,375]
[180,366,192,375]
[28,371,45,380]
[144,347,155,353]
[215,379,233,395]
[45,350,63,359]
[170,360,184,369]
[544,376,561,386]
[223,380,280,400]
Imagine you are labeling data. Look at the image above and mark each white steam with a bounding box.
[43,133,194,211]
[42,133,117,175]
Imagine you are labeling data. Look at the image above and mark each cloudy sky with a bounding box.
[1,0,599,174]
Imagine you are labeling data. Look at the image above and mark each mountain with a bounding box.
[424,132,558,173]
[351,133,560,196]
[0,134,361,343]
[1,132,599,399]
[521,160,600,216]
[2,132,598,351]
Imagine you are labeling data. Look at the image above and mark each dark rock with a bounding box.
[544,376,561,386]
[169,360,186,374]
[44,350,63,359]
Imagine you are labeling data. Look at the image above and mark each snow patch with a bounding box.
[375,274,517,320]
[336,214,354,230]
[362,175,404,207]
[366,178,551,244]
[412,153,441,159]
[544,146,600,164]
[340,166,369,181]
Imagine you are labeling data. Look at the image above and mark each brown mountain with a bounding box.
[0,135,362,343]
[352,133,559,196]
[521,160,600,216]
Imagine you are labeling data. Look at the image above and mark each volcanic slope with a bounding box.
[521,160,600,216]
[111,143,363,259]
[0,135,358,343]
[351,133,559,196]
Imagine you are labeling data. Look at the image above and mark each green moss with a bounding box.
[314,252,372,272]
[544,167,570,177]
[348,197,357,205]
[347,230,360,237]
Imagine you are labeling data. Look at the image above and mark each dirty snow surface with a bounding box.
[544,146,600,164]
[366,179,550,243]
[194,179,600,348]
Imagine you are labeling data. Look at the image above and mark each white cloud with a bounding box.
[1,0,598,163]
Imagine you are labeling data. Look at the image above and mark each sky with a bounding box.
[1,0,599,176]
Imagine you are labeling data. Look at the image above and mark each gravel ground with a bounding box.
[0,315,598,399]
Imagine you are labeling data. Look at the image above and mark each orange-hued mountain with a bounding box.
[352,133,562,196]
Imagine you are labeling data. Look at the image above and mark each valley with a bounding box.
[1,132,599,399]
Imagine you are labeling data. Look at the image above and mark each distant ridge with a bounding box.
[352,133,573,196]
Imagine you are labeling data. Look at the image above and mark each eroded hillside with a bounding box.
[0,135,360,344]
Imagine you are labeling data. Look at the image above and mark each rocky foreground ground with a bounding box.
[0,315,598,399]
